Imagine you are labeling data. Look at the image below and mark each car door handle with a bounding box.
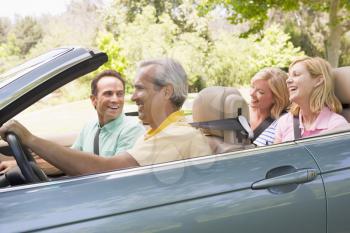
[251,168,318,190]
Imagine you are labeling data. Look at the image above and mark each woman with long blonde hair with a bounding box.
[275,56,348,143]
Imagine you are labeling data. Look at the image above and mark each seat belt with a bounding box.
[252,117,274,141]
[189,115,254,140]
[125,111,139,116]
[293,116,301,139]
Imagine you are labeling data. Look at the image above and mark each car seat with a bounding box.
[192,86,252,154]
[333,67,350,122]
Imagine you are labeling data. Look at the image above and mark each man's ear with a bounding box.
[90,94,97,109]
[315,75,324,87]
[164,85,174,99]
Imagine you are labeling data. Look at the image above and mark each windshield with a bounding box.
[0,48,71,89]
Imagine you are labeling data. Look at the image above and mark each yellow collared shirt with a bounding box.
[145,110,186,140]
[127,110,212,166]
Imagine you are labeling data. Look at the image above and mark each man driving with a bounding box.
[0,69,145,175]
[0,58,212,176]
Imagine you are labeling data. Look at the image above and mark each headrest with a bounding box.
[192,86,249,139]
[333,66,350,104]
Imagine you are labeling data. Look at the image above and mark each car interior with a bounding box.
[191,86,253,153]
[190,66,350,153]
[333,67,350,123]
[0,67,349,188]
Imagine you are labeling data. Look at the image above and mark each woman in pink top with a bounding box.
[275,56,348,143]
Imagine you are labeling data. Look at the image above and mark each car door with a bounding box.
[299,131,350,233]
[0,142,325,232]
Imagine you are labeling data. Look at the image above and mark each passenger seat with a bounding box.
[192,86,252,154]
[333,67,350,122]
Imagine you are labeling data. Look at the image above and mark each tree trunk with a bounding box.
[326,0,342,67]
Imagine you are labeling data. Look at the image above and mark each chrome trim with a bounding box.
[0,51,92,110]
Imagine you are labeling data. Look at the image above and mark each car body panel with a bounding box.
[0,143,325,232]
[299,132,350,233]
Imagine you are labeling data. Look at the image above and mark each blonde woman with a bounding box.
[250,67,290,146]
[275,56,348,143]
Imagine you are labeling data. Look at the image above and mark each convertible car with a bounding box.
[0,47,350,233]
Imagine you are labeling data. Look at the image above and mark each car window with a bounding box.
[15,81,95,137]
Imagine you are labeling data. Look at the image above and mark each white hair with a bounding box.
[138,58,188,108]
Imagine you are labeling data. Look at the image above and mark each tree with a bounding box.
[106,0,206,35]
[0,17,11,44]
[109,0,183,23]
[11,16,43,56]
[102,3,211,91]
[206,25,303,87]
[96,32,129,89]
[201,0,350,67]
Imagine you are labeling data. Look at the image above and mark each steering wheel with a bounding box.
[6,133,48,183]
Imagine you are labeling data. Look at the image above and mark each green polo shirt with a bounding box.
[72,114,145,157]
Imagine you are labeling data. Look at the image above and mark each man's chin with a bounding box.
[138,114,149,125]
[106,112,122,121]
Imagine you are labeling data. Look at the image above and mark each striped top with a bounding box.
[253,120,278,146]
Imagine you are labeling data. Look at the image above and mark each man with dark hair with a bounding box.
[72,70,144,156]
[0,70,145,174]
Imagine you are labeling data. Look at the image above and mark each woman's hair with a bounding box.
[289,56,342,116]
[253,67,290,119]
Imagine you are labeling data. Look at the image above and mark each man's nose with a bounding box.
[131,92,137,101]
[110,94,119,101]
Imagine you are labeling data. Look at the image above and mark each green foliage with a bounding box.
[0,34,20,57]
[12,16,43,56]
[0,0,313,105]
[110,0,187,24]
[339,32,350,66]
[206,25,303,86]
[102,4,211,92]
[169,32,209,91]
[0,34,21,73]
[97,33,128,73]
[96,32,129,89]
[200,0,350,67]
[0,17,11,43]
[100,3,305,90]
[200,0,299,36]
[112,6,180,88]
[250,25,304,69]
[206,34,254,86]
[283,19,323,58]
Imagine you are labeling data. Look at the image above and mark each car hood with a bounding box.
[0,47,108,124]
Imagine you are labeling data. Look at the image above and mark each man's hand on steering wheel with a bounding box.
[0,160,17,175]
[0,120,48,183]
[0,119,33,146]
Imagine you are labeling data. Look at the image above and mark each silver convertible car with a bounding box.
[0,47,350,233]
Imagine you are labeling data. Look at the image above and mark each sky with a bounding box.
[0,0,72,19]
